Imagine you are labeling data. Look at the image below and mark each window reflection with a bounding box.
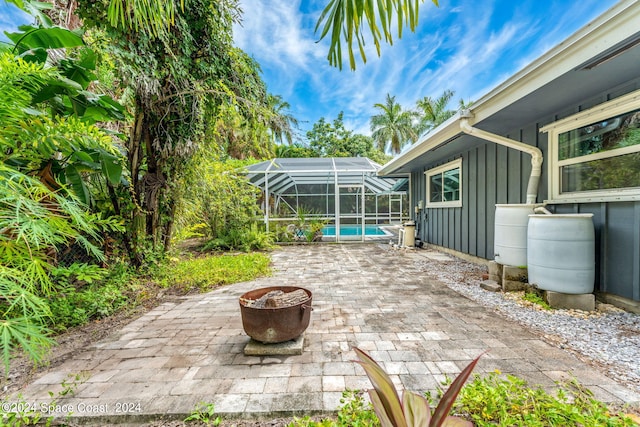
[559,109,640,161]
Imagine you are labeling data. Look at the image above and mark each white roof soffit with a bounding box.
[378,0,640,176]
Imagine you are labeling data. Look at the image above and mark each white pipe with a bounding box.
[534,206,553,215]
[459,117,543,204]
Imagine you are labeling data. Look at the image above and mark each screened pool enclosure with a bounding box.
[245,158,408,242]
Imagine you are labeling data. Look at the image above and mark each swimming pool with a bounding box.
[322,225,389,236]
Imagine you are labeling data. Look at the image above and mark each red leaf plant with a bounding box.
[353,347,483,427]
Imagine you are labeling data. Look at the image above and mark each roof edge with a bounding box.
[378,0,640,175]
[471,0,640,122]
[378,112,463,175]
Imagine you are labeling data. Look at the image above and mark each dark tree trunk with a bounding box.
[125,102,147,266]
[163,200,176,252]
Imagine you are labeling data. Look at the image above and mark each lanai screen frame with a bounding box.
[245,157,408,242]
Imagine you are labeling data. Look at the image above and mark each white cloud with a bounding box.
[233,1,322,72]
[233,0,619,140]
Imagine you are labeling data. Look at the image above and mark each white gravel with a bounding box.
[414,251,640,394]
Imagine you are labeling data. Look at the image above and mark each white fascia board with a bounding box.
[378,112,463,176]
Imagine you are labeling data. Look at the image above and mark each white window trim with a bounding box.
[541,89,640,203]
[424,158,463,208]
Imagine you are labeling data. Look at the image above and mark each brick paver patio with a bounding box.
[9,244,640,423]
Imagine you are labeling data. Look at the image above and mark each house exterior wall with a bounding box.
[414,134,545,260]
[412,85,640,302]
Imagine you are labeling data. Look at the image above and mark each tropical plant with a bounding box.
[267,94,299,145]
[416,90,456,135]
[1,4,125,121]
[75,0,275,262]
[6,0,179,37]
[105,0,181,37]
[354,347,481,426]
[305,219,327,243]
[307,112,390,161]
[15,0,440,71]
[275,142,317,158]
[454,370,638,426]
[0,164,105,374]
[0,20,126,207]
[0,28,123,373]
[416,90,474,136]
[370,94,418,154]
[315,0,440,70]
[175,157,262,242]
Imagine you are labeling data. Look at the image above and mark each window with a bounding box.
[542,90,640,202]
[425,159,462,207]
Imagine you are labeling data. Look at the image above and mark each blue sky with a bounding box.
[1,2,31,40]
[232,0,620,139]
[1,0,620,141]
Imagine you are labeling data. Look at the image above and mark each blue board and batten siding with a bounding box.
[412,89,640,302]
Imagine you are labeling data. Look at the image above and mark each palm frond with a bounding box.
[316,0,438,70]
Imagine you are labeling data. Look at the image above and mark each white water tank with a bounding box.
[527,214,595,294]
[494,204,536,266]
[403,221,416,247]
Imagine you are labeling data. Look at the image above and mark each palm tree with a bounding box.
[267,94,299,145]
[458,98,475,111]
[416,89,457,135]
[370,94,418,154]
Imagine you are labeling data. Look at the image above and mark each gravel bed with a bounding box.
[414,252,640,395]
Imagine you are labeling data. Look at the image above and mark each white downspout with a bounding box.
[459,114,543,204]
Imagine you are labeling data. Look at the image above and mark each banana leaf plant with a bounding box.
[354,347,483,427]
[2,7,126,205]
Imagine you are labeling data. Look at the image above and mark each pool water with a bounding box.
[322,225,388,236]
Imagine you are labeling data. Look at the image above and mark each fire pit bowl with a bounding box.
[239,286,313,343]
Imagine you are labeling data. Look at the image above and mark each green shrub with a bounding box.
[289,363,638,427]
[335,390,379,426]
[48,282,136,331]
[49,262,141,331]
[51,263,108,287]
[175,159,263,242]
[522,291,552,310]
[202,222,274,252]
[184,402,221,425]
[454,371,637,426]
[273,224,295,243]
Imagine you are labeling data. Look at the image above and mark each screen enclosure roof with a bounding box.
[245,157,405,195]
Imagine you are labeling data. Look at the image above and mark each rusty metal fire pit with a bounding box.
[239,286,312,343]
